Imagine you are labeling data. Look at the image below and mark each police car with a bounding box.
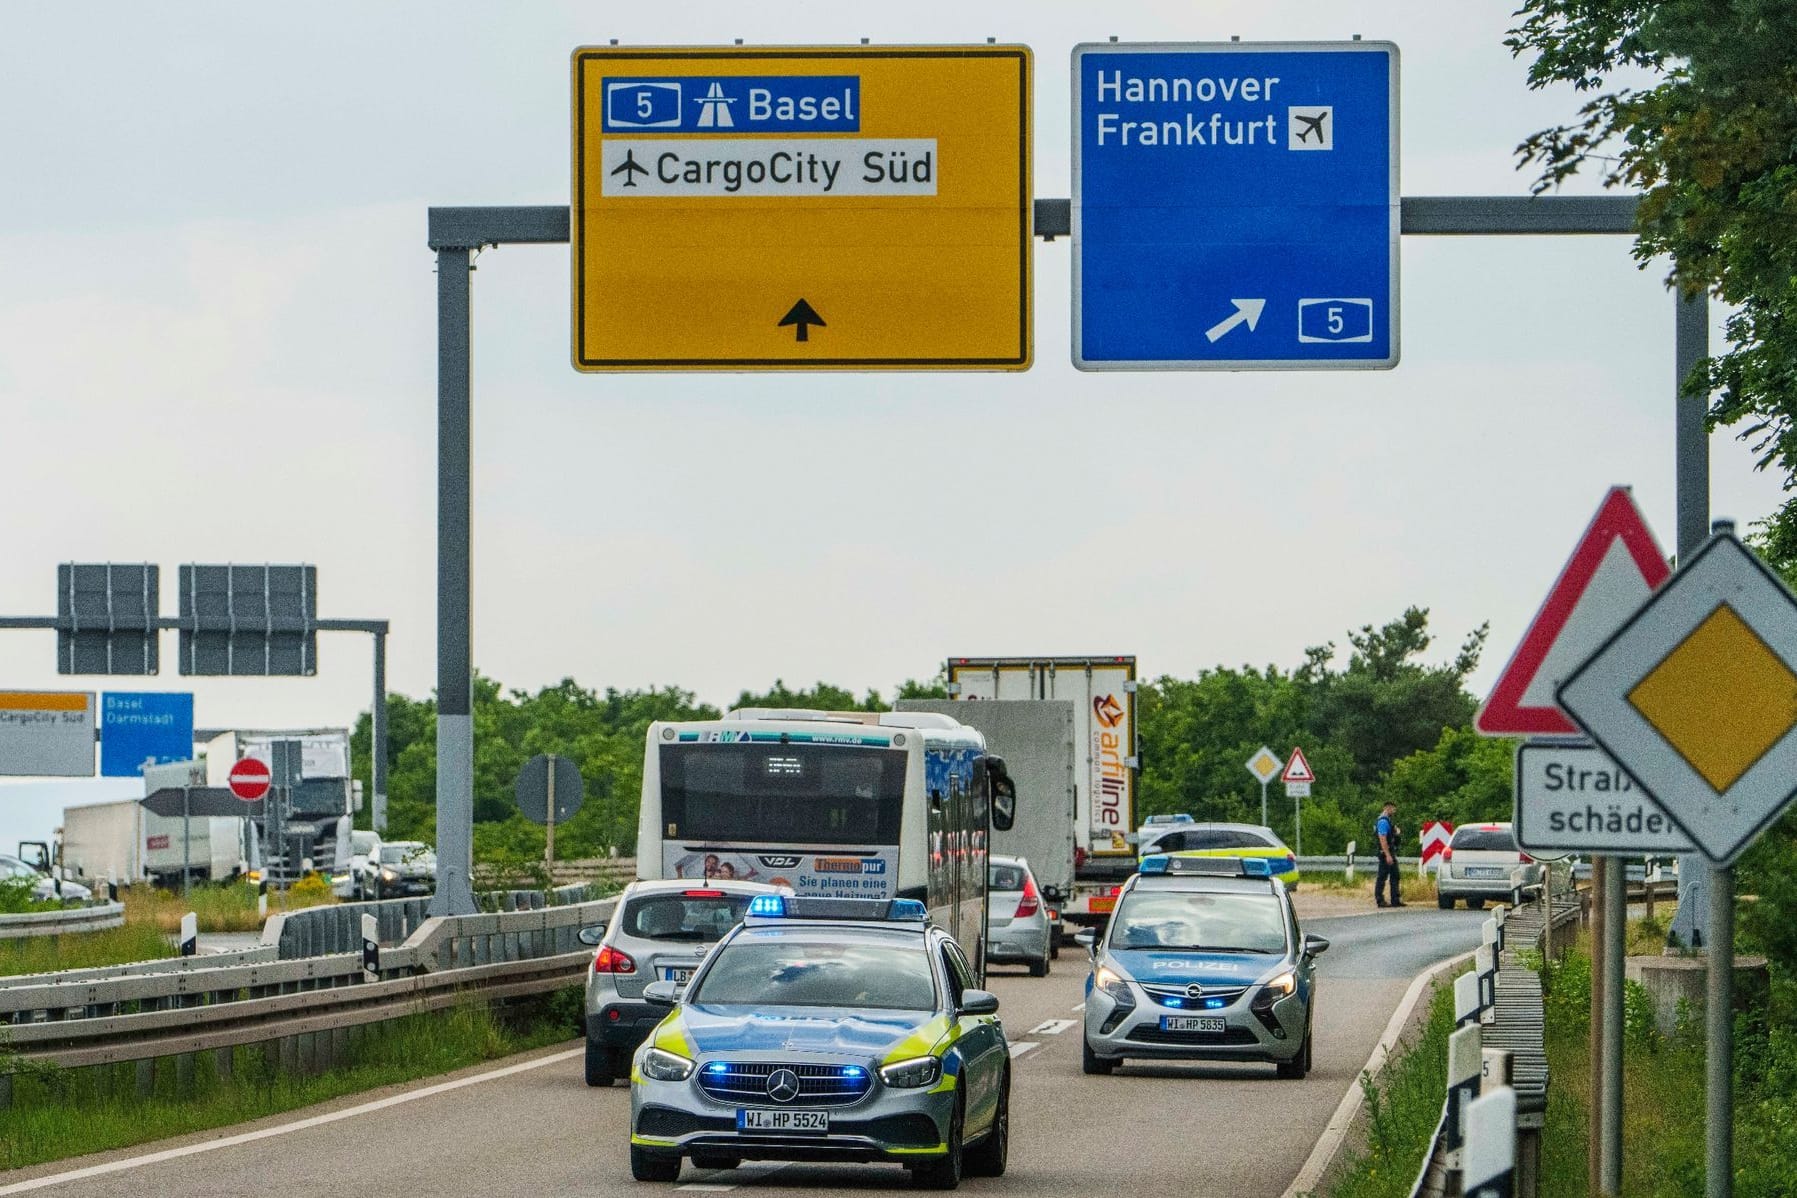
[1078,854,1329,1079]
[628,896,1011,1189]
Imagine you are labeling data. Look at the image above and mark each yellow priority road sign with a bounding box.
[571,45,1032,371]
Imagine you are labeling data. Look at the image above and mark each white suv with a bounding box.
[1435,822,1542,909]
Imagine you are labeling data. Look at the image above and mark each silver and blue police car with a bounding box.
[1079,854,1329,1079]
[628,895,1012,1189]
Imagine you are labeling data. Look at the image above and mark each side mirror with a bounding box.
[576,924,606,947]
[643,979,681,1007]
[1074,928,1098,953]
[991,778,1016,832]
[1303,933,1331,957]
[959,989,1000,1017]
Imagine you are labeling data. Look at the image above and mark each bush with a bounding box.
[287,874,335,905]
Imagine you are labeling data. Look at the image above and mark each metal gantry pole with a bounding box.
[1671,288,1713,951]
[1589,855,1608,1196]
[371,627,388,835]
[431,245,478,917]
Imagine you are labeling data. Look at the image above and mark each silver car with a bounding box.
[0,855,90,903]
[986,856,1051,977]
[582,879,784,1087]
[1079,855,1327,1079]
[1434,822,1543,909]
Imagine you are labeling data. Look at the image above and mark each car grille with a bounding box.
[696,1062,873,1107]
[1140,983,1248,1007]
[1127,1024,1259,1046]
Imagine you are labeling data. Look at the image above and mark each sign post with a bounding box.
[516,754,585,874]
[1556,522,1797,1198]
[1282,747,1315,855]
[1245,746,1282,827]
[1072,40,1399,370]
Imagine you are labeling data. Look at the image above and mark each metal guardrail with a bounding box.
[0,897,616,1101]
[0,900,125,940]
[1404,881,1579,1198]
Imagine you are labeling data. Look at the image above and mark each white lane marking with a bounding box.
[678,1160,791,1191]
[1008,1041,1040,1059]
[1070,1001,1086,1012]
[0,1047,584,1195]
[1028,1018,1077,1036]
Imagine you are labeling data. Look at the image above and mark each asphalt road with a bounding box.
[5,905,1486,1198]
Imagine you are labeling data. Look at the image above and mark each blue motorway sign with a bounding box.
[1072,41,1399,370]
[100,691,194,777]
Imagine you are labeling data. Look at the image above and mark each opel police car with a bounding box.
[628,896,1012,1189]
[1078,854,1328,1079]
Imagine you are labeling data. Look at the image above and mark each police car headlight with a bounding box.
[640,1047,695,1082]
[1257,971,1296,1002]
[879,1056,942,1089]
[1095,966,1136,1009]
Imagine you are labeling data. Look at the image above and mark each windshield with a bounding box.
[622,893,757,942]
[659,743,906,846]
[1148,828,1275,853]
[689,938,937,1009]
[380,845,430,865]
[0,858,36,881]
[1109,890,1288,954]
[1452,827,1518,853]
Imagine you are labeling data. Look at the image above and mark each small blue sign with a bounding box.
[1073,41,1399,370]
[100,692,194,777]
[602,76,860,134]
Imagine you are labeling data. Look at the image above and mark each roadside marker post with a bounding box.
[1445,1022,1484,1170]
[1463,1086,1519,1198]
[178,912,197,958]
[361,913,379,980]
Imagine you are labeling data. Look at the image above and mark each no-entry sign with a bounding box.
[227,757,271,801]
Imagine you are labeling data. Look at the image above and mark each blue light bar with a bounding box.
[747,895,786,917]
[1242,857,1273,878]
[1139,854,1280,879]
[1138,854,1171,875]
[886,898,928,922]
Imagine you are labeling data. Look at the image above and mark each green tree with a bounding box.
[1508,1,1797,546]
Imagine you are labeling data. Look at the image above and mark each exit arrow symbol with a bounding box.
[778,298,826,343]
[1203,298,1266,343]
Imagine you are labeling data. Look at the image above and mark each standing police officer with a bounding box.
[1375,801,1405,908]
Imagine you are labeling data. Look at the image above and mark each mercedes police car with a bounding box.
[1078,854,1328,1079]
[628,895,1011,1189]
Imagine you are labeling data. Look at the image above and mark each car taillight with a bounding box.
[593,945,636,974]
[682,889,726,898]
[1441,847,1454,862]
[1015,875,1040,919]
[1074,846,1088,869]
[1284,855,1297,875]
[1518,852,1533,864]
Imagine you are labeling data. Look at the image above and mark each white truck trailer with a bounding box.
[944,656,1140,929]
[896,698,1077,944]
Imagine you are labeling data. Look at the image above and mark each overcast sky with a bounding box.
[0,2,1779,846]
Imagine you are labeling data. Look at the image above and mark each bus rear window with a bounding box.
[659,743,906,845]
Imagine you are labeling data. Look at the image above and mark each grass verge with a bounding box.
[124,881,270,934]
[1299,871,1438,903]
[1321,965,1467,1198]
[0,988,584,1170]
[1538,925,1797,1198]
[0,922,175,978]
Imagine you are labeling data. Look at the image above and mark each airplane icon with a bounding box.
[1293,111,1328,144]
[611,149,650,187]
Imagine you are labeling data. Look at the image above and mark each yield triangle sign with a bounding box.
[1282,746,1315,783]
[1476,487,1670,736]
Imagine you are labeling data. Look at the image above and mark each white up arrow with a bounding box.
[1204,298,1267,343]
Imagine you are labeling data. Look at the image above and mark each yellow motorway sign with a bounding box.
[571,46,1032,371]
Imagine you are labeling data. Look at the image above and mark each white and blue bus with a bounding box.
[637,709,1015,975]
